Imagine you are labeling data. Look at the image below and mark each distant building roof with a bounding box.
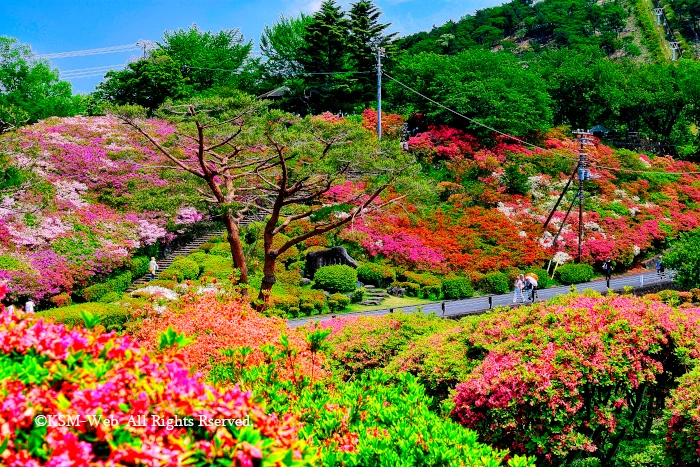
[257,86,290,99]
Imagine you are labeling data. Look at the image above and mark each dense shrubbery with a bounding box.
[357,262,396,287]
[313,264,357,293]
[81,270,133,302]
[170,256,200,280]
[480,272,510,294]
[328,292,351,311]
[37,302,134,331]
[442,276,475,299]
[555,263,595,284]
[666,228,700,289]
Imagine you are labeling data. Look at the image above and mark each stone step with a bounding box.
[358,300,383,306]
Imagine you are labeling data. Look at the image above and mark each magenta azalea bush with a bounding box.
[0,284,312,466]
[0,116,205,300]
[451,293,700,464]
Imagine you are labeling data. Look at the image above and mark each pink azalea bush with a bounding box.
[0,116,206,300]
[451,292,700,464]
[0,284,313,466]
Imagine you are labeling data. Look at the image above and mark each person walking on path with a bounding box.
[148,257,158,281]
[25,299,35,313]
[657,256,666,279]
[525,274,539,302]
[603,257,613,288]
[513,274,526,303]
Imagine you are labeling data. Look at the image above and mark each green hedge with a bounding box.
[392,281,421,297]
[528,268,552,288]
[480,272,510,294]
[159,267,184,282]
[314,265,357,293]
[402,271,442,288]
[37,303,133,331]
[357,263,396,288]
[351,287,366,303]
[442,277,475,299]
[82,271,132,302]
[329,293,351,311]
[130,255,150,277]
[555,263,595,285]
[171,257,199,280]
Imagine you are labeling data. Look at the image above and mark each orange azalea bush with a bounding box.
[132,293,325,378]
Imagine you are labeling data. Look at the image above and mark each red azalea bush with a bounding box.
[666,366,700,465]
[132,293,325,378]
[451,293,700,464]
[0,285,312,466]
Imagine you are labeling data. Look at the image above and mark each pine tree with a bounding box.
[348,1,397,107]
[298,0,352,113]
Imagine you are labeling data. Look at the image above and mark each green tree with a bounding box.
[0,36,83,131]
[388,50,553,136]
[665,228,700,289]
[157,24,257,94]
[96,56,186,110]
[260,14,311,87]
[347,1,396,107]
[298,0,352,113]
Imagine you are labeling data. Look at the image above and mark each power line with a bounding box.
[38,43,146,59]
[590,164,700,175]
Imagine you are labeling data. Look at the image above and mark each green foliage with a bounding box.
[665,228,700,289]
[480,272,510,294]
[421,285,441,299]
[37,303,132,331]
[313,265,357,293]
[442,277,475,299]
[328,293,350,311]
[81,270,132,302]
[82,283,111,302]
[96,56,186,110]
[129,255,150,277]
[401,271,442,288]
[98,291,120,303]
[0,37,84,129]
[170,257,199,280]
[0,255,22,270]
[186,251,209,266]
[357,262,396,287]
[159,267,184,282]
[139,279,177,290]
[555,263,595,285]
[392,281,421,297]
[158,326,195,350]
[325,312,456,376]
[350,287,365,303]
[528,268,552,288]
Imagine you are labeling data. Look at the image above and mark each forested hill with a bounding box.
[394,0,697,62]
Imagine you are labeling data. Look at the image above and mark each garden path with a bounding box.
[286,270,675,328]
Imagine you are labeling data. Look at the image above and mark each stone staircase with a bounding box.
[358,285,389,306]
[126,212,268,292]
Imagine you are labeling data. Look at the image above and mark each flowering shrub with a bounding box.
[0,116,206,301]
[451,293,700,464]
[356,262,396,287]
[0,286,313,466]
[321,312,457,377]
[132,293,325,377]
[666,364,700,465]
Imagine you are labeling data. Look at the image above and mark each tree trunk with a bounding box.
[223,212,248,292]
[255,253,277,311]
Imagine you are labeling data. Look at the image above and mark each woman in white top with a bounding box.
[512,274,526,303]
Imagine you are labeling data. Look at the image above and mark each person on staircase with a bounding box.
[149,257,158,281]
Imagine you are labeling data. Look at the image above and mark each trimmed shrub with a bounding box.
[159,267,184,282]
[421,285,441,300]
[528,268,551,288]
[350,287,365,303]
[187,251,209,266]
[329,293,350,311]
[130,255,150,277]
[442,277,475,299]
[357,263,396,287]
[324,312,458,377]
[200,255,233,274]
[480,272,510,294]
[37,303,133,331]
[659,289,681,305]
[313,265,357,293]
[82,283,111,302]
[555,263,595,285]
[49,292,72,308]
[107,271,132,294]
[269,294,299,315]
[198,242,215,252]
[171,257,199,280]
[209,242,232,258]
[99,291,121,303]
[299,289,326,315]
[392,281,420,297]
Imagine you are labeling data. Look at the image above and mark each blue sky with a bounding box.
[2,0,504,93]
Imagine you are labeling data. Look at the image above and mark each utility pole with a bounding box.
[574,130,592,264]
[376,48,384,140]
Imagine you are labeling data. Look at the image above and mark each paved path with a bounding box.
[287,271,675,328]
